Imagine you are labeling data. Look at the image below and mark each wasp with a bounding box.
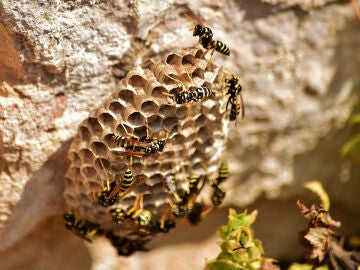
[170,86,212,105]
[113,121,168,155]
[111,194,152,227]
[153,211,177,233]
[187,202,213,225]
[112,135,166,154]
[63,211,102,242]
[169,172,207,218]
[223,72,245,125]
[211,183,226,206]
[163,173,190,218]
[97,158,145,207]
[110,208,126,224]
[136,209,152,226]
[184,13,230,65]
[211,161,229,206]
[172,89,195,105]
[163,174,182,204]
[229,102,241,122]
[167,167,212,225]
[163,73,213,105]
[105,231,149,256]
[191,86,212,101]
[213,160,229,185]
[187,171,203,193]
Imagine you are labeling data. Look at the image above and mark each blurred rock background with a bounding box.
[0,0,359,269]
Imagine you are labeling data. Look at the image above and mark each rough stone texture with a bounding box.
[0,0,359,269]
[261,0,338,10]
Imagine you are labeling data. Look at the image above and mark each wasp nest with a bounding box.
[63,47,229,251]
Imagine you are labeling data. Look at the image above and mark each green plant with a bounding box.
[205,209,278,270]
[342,112,360,164]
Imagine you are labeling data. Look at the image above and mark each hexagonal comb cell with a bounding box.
[98,111,116,129]
[127,111,145,126]
[141,100,160,115]
[108,100,126,118]
[64,48,229,247]
[127,72,147,90]
[117,89,137,108]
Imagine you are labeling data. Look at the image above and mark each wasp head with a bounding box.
[193,24,203,36]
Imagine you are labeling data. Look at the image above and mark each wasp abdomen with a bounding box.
[192,86,212,100]
[212,40,230,56]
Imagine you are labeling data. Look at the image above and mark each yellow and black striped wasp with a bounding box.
[111,193,152,227]
[153,211,177,233]
[184,13,230,64]
[63,211,102,242]
[185,165,216,224]
[97,158,145,207]
[187,201,213,225]
[113,121,168,155]
[113,134,167,155]
[163,71,213,105]
[170,85,212,105]
[110,207,126,224]
[126,193,152,226]
[223,72,245,125]
[211,160,229,206]
[163,172,196,220]
[167,170,207,219]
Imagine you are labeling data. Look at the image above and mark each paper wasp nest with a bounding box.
[64,47,229,241]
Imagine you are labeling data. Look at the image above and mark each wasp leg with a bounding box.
[99,158,110,192]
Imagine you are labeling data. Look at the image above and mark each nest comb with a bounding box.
[63,47,229,241]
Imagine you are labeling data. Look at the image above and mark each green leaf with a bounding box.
[350,114,360,125]
[205,260,244,270]
[341,134,360,164]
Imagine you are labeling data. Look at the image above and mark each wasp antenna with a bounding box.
[162,91,175,98]
[164,73,185,87]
